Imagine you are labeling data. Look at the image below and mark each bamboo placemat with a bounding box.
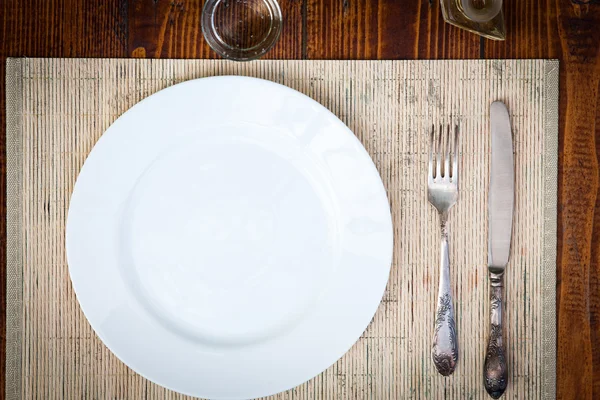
[5,58,558,400]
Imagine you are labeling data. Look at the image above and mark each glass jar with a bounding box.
[440,0,506,41]
[202,0,283,61]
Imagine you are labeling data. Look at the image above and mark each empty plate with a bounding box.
[67,76,393,399]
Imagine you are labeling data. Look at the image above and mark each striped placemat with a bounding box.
[5,58,557,399]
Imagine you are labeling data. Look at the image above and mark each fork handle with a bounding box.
[484,274,507,398]
[432,218,458,376]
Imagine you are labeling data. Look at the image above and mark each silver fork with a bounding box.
[428,124,460,376]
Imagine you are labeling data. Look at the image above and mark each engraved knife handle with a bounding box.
[484,274,508,398]
[432,227,458,376]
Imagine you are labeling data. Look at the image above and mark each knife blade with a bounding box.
[483,100,514,399]
[488,101,514,273]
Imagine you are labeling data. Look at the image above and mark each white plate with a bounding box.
[67,76,393,399]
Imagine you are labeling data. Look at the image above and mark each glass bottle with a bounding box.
[440,0,506,41]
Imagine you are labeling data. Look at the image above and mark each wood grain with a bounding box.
[556,3,600,400]
[592,80,600,400]
[305,0,480,59]
[2,0,600,398]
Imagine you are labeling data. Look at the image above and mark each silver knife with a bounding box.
[484,101,514,399]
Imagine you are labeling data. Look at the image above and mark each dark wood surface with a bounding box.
[1,1,599,398]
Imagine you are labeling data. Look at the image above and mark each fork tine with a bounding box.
[429,124,434,180]
[436,125,442,179]
[444,124,451,179]
[452,124,459,182]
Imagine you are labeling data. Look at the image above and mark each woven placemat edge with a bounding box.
[543,59,559,400]
[5,57,24,400]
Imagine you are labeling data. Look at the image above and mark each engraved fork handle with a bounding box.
[484,273,507,398]
[432,214,458,376]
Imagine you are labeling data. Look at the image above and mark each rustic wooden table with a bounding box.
[1,1,599,399]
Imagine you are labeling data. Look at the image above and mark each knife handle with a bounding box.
[432,225,458,376]
[484,274,508,398]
